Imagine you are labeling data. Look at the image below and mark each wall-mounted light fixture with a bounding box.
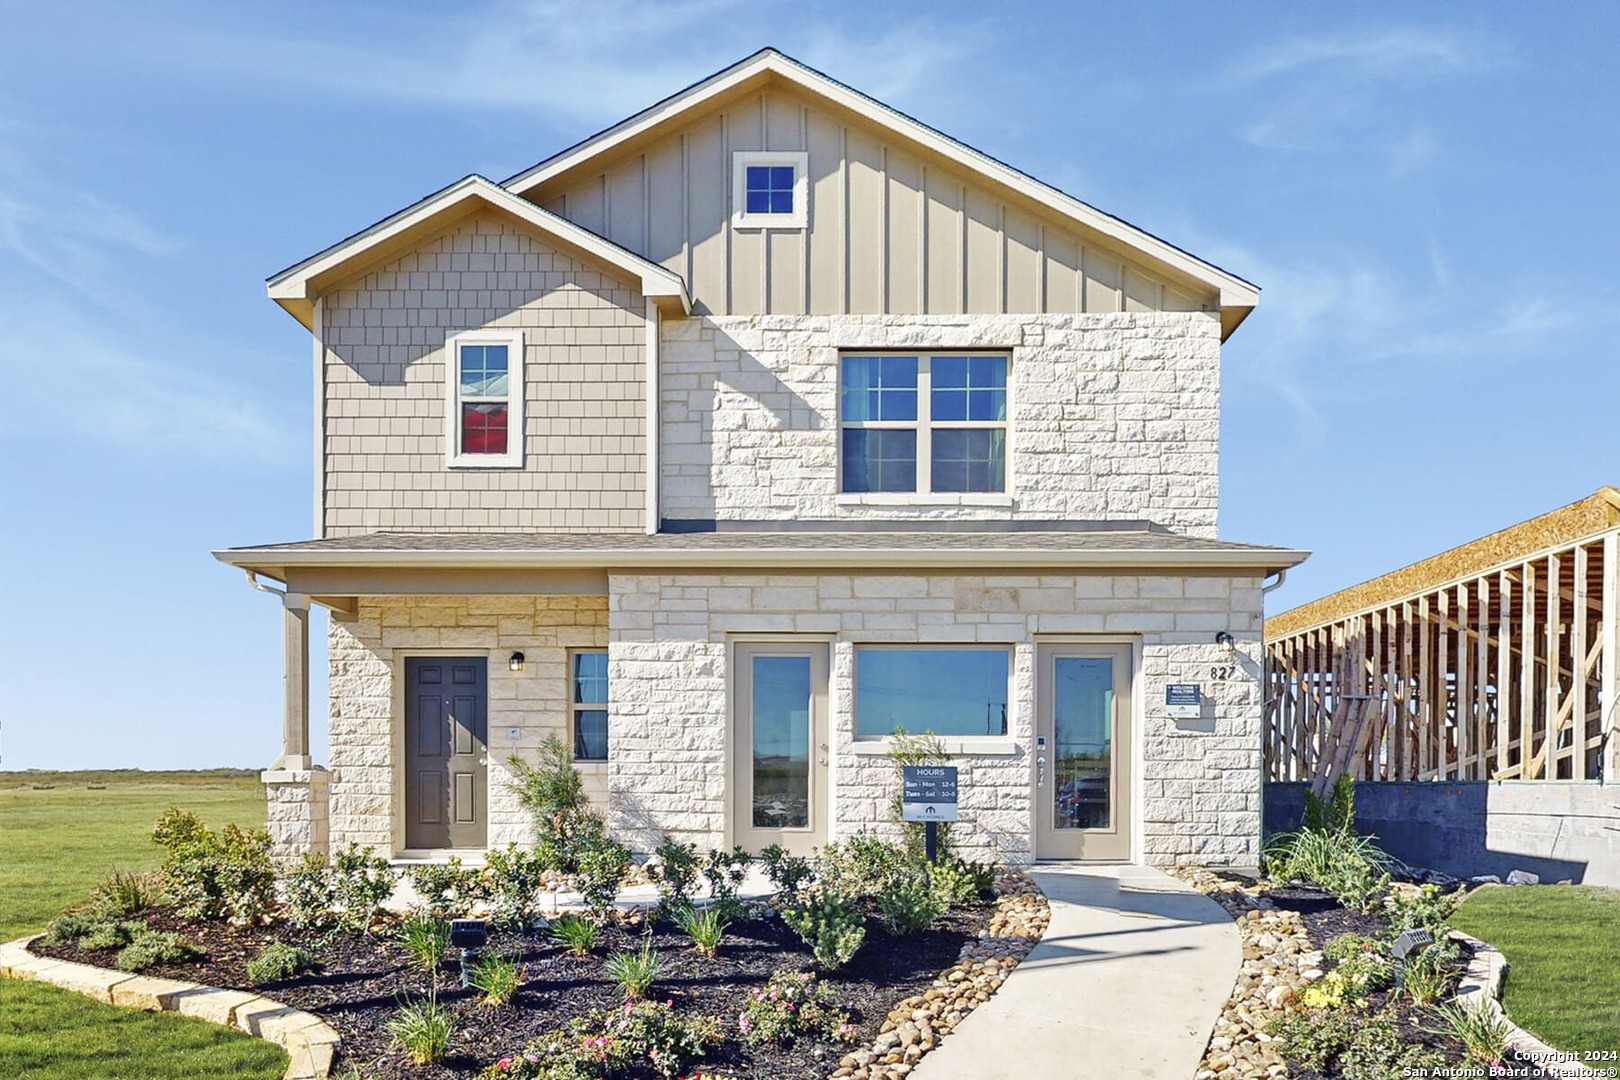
[1214,631,1236,654]
[509,651,526,672]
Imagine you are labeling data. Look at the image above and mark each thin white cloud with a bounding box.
[1229,27,1506,85]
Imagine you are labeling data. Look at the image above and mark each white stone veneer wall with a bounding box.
[659,312,1221,537]
[326,595,608,854]
[607,571,1264,868]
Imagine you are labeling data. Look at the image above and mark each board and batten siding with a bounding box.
[528,85,1215,319]
[320,213,647,537]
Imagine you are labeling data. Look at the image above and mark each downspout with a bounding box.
[644,298,661,535]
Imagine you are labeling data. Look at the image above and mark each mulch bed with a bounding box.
[34,903,989,1079]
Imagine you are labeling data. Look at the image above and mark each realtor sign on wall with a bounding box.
[901,765,959,822]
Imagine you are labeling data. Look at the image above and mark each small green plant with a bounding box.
[1336,1010,1448,1080]
[758,843,813,898]
[1434,1002,1513,1066]
[815,833,910,898]
[575,833,632,919]
[875,878,943,934]
[245,942,317,985]
[399,912,452,976]
[508,735,604,873]
[89,869,162,916]
[928,857,996,908]
[1384,883,1461,940]
[1263,825,1391,913]
[80,920,141,952]
[468,952,523,1007]
[43,909,137,950]
[550,914,599,957]
[737,969,857,1047]
[604,940,661,999]
[886,729,956,864]
[285,843,397,934]
[151,808,277,925]
[651,835,702,915]
[408,857,487,919]
[1302,773,1357,833]
[782,890,866,970]
[1299,939,1392,1010]
[490,1001,724,1079]
[387,996,454,1066]
[114,929,200,973]
[675,904,729,959]
[483,843,547,931]
[700,846,752,920]
[1400,941,1459,1006]
[1269,1006,1357,1071]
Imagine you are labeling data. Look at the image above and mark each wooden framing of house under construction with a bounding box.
[1264,488,1620,785]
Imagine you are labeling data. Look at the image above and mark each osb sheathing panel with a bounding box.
[1267,487,1620,640]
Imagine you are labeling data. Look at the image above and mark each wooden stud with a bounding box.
[1438,589,1451,779]
[1521,560,1537,777]
[1475,576,1491,780]
[1544,553,1562,778]
[1457,582,1472,780]
[1602,532,1618,783]
[1399,600,1415,779]
[1573,543,1589,781]
[1497,568,1513,779]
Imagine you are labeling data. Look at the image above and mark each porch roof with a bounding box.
[215,528,1308,581]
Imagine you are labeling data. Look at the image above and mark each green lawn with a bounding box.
[0,980,287,1079]
[1451,884,1620,1054]
[0,772,264,940]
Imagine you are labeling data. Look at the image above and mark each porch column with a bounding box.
[274,591,312,770]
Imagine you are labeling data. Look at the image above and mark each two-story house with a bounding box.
[217,49,1306,870]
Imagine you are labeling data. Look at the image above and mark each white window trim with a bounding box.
[732,151,809,230]
[570,648,609,762]
[851,643,1015,742]
[444,328,524,469]
[838,351,1012,497]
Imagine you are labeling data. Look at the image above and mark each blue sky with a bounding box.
[2,2,1616,769]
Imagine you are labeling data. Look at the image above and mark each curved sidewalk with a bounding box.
[913,863,1238,1080]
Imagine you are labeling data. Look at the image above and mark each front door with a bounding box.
[405,657,488,850]
[732,643,829,856]
[1035,644,1132,861]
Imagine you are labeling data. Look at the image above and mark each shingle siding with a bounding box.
[321,212,647,537]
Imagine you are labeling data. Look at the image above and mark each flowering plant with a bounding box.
[480,1000,724,1079]
[737,970,857,1048]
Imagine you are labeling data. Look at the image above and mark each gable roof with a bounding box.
[504,48,1260,337]
[266,175,691,329]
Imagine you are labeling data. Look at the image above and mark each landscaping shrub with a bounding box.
[781,890,866,970]
[1400,941,1460,1006]
[1336,1011,1448,1080]
[1269,1006,1357,1071]
[285,843,396,934]
[1263,821,1391,913]
[875,878,943,934]
[603,940,661,999]
[550,914,598,957]
[758,843,813,898]
[387,996,455,1065]
[816,833,909,898]
[674,904,729,959]
[399,912,452,976]
[468,952,523,1007]
[408,857,487,919]
[42,908,113,947]
[1300,938,1393,1009]
[89,869,161,916]
[885,729,956,864]
[700,846,753,916]
[492,1000,724,1079]
[114,929,199,973]
[245,942,316,985]
[508,736,604,873]
[737,970,857,1048]
[1303,773,1357,833]
[151,808,277,925]
[79,919,141,952]
[650,836,701,915]
[1435,1001,1513,1066]
[575,834,632,920]
[1384,883,1461,940]
[483,843,547,931]
[928,856,995,908]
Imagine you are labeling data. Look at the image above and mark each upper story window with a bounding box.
[444,329,524,468]
[840,353,1009,494]
[732,151,808,230]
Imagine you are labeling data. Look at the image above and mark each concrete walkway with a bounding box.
[912,863,1238,1080]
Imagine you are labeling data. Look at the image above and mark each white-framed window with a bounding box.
[731,151,809,230]
[840,353,1009,494]
[854,646,1012,739]
[444,329,524,468]
[571,650,608,762]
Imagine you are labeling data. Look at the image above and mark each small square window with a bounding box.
[733,152,808,229]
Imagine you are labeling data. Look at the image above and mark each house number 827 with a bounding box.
[1209,665,1236,681]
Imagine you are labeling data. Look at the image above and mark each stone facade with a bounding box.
[326,594,609,853]
[659,312,1221,537]
[262,768,330,862]
[607,571,1265,867]
[322,212,647,538]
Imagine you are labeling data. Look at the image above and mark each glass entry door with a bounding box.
[1035,644,1132,860]
[732,643,829,855]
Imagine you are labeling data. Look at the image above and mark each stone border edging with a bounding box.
[1450,930,1593,1080]
[830,872,1052,1080]
[0,935,337,1080]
